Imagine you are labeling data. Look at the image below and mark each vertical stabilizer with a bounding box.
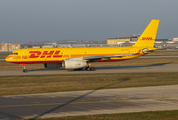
[133,20,159,47]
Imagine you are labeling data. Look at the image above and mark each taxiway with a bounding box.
[0,85,178,119]
[0,63,178,76]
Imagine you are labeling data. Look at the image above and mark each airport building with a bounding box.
[107,35,173,45]
[173,38,178,41]
[42,43,57,48]
[107,35,178,49]
[0,43,20,52]
[107,35,140,45]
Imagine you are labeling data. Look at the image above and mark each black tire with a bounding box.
[23,69,27,73]
[86,67,90,71]
[90,67,95,71]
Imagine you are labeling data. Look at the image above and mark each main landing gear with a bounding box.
[85,62,95,71]
[85,67,95,71]
[21,63,27,73]
[74,62,96,71]
[74,67,95,71]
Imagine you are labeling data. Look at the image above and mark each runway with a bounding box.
[0,63,178,76]
[0,85,178,119]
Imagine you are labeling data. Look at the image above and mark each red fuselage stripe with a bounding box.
[9,58,130,64]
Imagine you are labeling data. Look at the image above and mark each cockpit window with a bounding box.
[10,53,18,55]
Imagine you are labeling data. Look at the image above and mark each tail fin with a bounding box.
[133,19,159,48]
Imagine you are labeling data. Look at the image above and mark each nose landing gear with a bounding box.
[21,63,27,73]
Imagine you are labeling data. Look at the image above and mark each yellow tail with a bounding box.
[133,19,159,47]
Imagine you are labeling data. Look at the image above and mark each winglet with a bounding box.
[133,19,159,48]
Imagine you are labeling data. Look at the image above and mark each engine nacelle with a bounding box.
[142,48,149,54]
[62,60,87,69]
[44,63,62,69]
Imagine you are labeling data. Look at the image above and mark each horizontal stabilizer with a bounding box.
[142,49,157,53]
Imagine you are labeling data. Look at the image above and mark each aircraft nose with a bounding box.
[5,55,21,62]
[5,56,11,62]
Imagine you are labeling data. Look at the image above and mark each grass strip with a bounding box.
[1,73,178,96]
[22,110,178,120]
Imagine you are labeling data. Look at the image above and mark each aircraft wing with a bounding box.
[83,54,131,61]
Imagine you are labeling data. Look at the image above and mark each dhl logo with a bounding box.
[142,37,153,40]
[29,51,63,58]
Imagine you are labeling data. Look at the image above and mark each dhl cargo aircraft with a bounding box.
[6,19,159,73]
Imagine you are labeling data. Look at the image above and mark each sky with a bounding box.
[0,0,178,44]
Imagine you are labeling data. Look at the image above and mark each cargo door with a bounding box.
[22,50,29,60]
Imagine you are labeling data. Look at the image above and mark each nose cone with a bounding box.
[5,55,21,63]
[5,55,11,62]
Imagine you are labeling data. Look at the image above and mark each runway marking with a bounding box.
[1,97,178,108]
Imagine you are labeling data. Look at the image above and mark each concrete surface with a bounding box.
[0,85,178,119]
[0,64,178,76]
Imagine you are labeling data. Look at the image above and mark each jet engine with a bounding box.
[142,48,149,54]
[62,60,87,69]
[44,63,62,69]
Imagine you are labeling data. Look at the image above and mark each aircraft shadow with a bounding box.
[95,62,172,70]
[28,68,62,72]
[30,63,171,119]
[31,78,130,119]
[27,62,172,72]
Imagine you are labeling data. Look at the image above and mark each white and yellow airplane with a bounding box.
[6,19,159,72]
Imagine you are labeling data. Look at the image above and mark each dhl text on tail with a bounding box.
[6,19,159,72]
